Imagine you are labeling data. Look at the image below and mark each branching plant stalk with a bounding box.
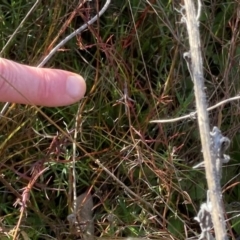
[150,95,240,124]
[184,0,228,239]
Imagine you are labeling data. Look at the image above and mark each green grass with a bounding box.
[0,0,240,239]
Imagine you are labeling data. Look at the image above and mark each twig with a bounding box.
[37,0,111,68]
[184,1,228,239]
[150,95,240,123]
[72,106,80,215]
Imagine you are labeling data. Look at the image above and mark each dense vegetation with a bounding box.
[0,0,240,239]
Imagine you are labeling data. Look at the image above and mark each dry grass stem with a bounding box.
[184,0,227,239]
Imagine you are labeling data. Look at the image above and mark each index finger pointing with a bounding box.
[0,58,86,107]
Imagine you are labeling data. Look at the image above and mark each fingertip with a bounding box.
[66,75,86,100]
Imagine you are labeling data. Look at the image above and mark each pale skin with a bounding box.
[0,58,86,107]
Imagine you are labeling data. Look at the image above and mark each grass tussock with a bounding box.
[0,0,240,239]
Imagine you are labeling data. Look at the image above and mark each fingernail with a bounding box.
[66,76,84,99]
